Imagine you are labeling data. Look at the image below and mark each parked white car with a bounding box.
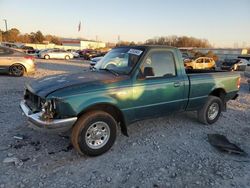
[39,49,74,60]
[90,56,103,67]
[233,59,250,71]
[66,49,80,58]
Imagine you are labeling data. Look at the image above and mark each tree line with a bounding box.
[0,28,61,45]
[1,28,211,48]
[144,36,211,47]
[116,36,211,48]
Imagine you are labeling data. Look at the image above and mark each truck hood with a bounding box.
[26,71,128,98]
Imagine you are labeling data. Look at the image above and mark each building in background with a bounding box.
[62,39,106,49]
[8,39,107,50]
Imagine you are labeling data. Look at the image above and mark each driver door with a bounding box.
[132,49,186,120]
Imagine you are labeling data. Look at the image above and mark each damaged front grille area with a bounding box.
[24,89,43,113]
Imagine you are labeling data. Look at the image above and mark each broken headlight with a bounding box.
[41,99,56,120]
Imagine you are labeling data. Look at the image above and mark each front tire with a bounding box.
[198,96,222,124]
[65,55,70,60]
[71,111,117,156]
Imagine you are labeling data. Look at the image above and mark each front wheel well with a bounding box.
[77,103,128,136]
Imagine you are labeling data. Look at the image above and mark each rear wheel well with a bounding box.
[209,88,226,110]
[77,103,128,136]
[209,88,226,99]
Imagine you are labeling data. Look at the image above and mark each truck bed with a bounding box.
[185,69,240,111]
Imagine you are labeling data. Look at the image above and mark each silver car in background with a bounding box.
[39,49,74,60]
[0,46,36,76]
[66,49,80,58]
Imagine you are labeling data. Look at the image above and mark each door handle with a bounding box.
[173,82,181,87]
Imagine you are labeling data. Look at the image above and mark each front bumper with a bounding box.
[20,100,77,132]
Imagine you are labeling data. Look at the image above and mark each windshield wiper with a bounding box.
[100,68,119,76]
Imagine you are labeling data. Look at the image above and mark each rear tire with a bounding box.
[65,55,70,60]
[198,96,222,125]
[9,64,25,77]
[71,111,117,156]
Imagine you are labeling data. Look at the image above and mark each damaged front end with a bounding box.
[20,89,77,133]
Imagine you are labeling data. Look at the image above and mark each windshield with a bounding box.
[94,47,144,75]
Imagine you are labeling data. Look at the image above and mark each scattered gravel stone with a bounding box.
[170,172,177,178]
[106,177,112,183]
[7,153,13,157]
[40,174,47,179]
[3,157,22,166]
[38,182,44,187]
[22,179,29,184]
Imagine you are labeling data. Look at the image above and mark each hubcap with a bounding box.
[208,103,219,120]
[85,121,110,149]
[12,65,23,76]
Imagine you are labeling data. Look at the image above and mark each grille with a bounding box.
[24,89,42,112]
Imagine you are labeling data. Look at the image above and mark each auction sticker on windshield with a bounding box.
[128,49,143,56]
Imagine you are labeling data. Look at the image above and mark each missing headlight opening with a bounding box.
[41,99,56,120]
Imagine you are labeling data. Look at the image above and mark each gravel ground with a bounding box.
[0,59,250,188]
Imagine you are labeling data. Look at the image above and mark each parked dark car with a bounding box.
[79,49,107,60]
[221,59,240,71]
[78,49,95,59]
[20,46,36,54]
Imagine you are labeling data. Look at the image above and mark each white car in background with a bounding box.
[67,49,80,58]
[39,49,74,60]
[233,59,250,71]
[90,56,103,67]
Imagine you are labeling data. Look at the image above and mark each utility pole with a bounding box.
[117,35,120,43]
[3,19,8,31]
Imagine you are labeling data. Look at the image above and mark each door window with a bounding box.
[205,58,211,63]
[139,51,176,79]
[196,58,203,63]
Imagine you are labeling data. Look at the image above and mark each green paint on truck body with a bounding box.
[27,46,240,127]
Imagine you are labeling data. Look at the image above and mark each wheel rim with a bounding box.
[65,56,69,60]
[208,103,219,120]
[11,65,24,76]
[85,121,110,149]
[45,55,49,59]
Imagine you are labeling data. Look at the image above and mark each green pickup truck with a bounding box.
[20,46,240,156]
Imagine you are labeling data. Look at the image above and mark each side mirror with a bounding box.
[144,67,154,77]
